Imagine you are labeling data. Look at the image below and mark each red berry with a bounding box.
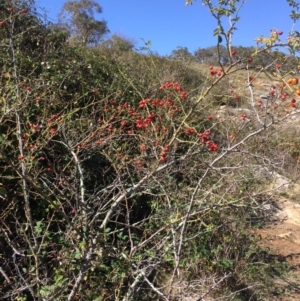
[185,128,196,135]
[120,120,127,127]
[32,124,39,132]
[160,155,167,162]
[180,91,187,99]
[208,142,219,152]
[50,128,56,135]
[240,113,247,120]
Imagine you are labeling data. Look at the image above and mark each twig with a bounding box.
[0,267,11,284]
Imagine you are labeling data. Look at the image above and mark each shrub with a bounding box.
[1,1,300,300]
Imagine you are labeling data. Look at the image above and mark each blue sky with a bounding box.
[36,0,298,56]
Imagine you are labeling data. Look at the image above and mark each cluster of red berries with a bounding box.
[29,123,39,132]
[159,81,183,92]
[257,82,299,111]
[198,130,219,152]
[185,128,196,135]
[209,66,223,77]
[139,98,177,110]
[21,133,29,143]
[159,81,187,100]
[68,81,221,167]
[160,145,169,162]
[136,113,156,129]
[101,90,185,135]
[290,98,297,108]
[240,113,247,121]
[207,141,219,152]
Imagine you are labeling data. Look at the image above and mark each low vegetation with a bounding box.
[1,0,300,300]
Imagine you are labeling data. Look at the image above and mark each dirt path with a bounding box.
[256,198,300,300]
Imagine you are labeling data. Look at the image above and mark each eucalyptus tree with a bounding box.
[59,0,109,45]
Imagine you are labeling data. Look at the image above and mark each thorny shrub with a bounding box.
[1,1,300,301]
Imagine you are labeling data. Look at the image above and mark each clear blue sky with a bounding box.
[36,0,298,56]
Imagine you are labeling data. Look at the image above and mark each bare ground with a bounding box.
[255,197,300,300]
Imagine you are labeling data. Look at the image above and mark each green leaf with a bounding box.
[213,28,220,36]
[104,227,111,233]
[74,250,81,259]
[54,274,64,282]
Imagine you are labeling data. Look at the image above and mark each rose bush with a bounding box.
[1,0,300,300]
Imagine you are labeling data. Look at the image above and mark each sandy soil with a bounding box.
[255,198,300,300]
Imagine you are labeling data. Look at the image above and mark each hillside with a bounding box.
[1,2,300,301]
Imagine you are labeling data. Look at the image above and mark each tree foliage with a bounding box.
[170,46,195,62]
[58,0,109,45]
[102,34,135,52]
